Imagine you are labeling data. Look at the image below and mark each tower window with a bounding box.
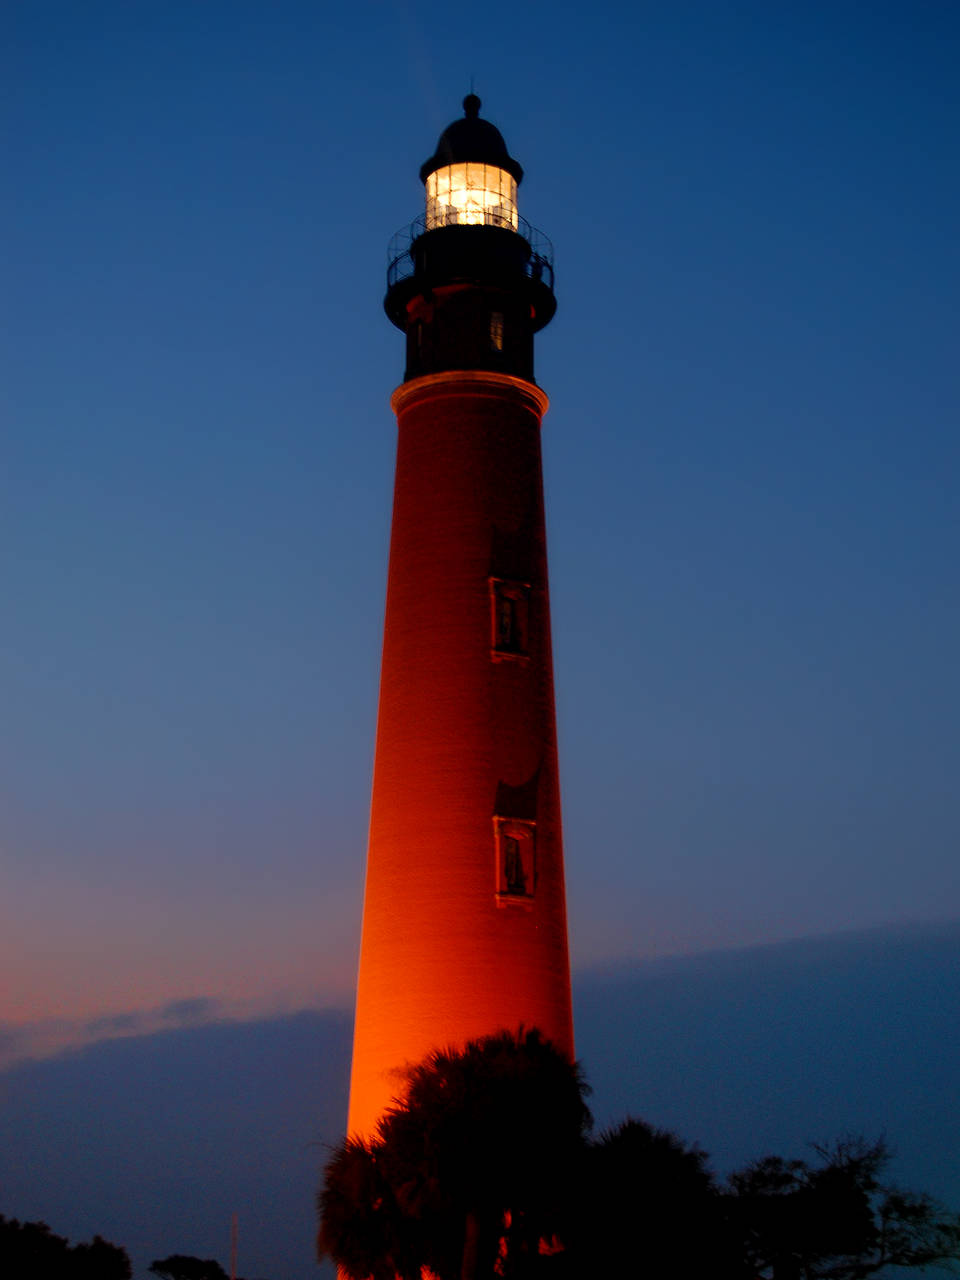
[490,312,504,352]
[489,578,530,660]
[494,818,536,904]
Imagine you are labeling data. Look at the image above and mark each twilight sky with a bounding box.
[3,0,959,1058]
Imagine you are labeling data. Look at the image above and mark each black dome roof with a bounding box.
[419,95,524,186]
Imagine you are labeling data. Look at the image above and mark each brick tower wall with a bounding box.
[346,369,573,1139]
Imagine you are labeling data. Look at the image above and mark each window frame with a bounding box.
[489,577,531,662]
[493,816,537,905]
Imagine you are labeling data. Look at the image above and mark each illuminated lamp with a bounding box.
[425,163,518,229]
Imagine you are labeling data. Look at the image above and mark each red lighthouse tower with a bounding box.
[347,97,572,1139]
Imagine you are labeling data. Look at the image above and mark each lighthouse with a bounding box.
[347,97,573,1140]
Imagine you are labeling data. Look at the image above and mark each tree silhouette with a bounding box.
[316,1135,422,1280]
[148,1255,229,1280]
[319,1035,960,1280]
[70,1234,135,1280]
[570,1117,729,1279]
[0,1215,131,1279]
[319,1028,591,1279]
[727,1137,960,1280]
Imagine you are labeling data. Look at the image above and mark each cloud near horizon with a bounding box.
[4,917,958,1075]
[0,994,238,1070]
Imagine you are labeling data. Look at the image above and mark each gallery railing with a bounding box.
[387,213,555,293]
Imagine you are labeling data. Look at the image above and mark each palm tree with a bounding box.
[317,1136,424,1280]
[569,1118,728,1280]
[318,1028,592,1280]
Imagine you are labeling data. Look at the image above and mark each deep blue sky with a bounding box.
[3,0,958,1040]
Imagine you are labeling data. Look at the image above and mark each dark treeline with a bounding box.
[0,1215,131,1279]
[318,1029,960,1280]
[0,1219,251,1280]
[149,1255,249,1280]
